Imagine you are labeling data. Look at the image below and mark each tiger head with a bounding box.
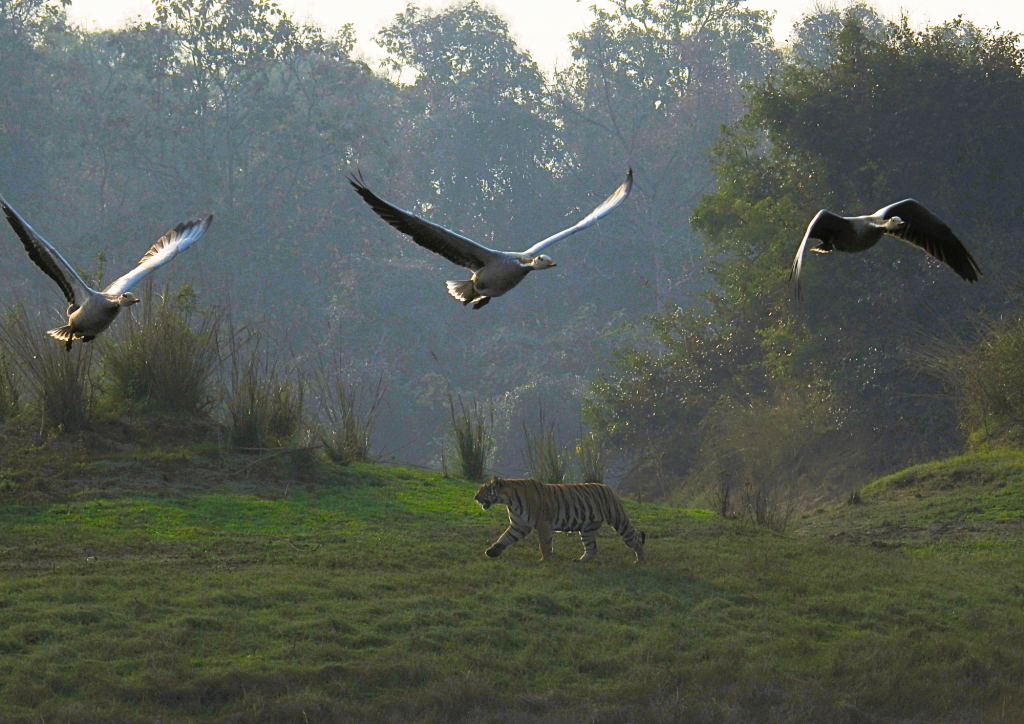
[474,477,506,511]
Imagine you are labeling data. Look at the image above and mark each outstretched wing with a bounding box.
[348,171,499,271]
[521,168,633,257]
[789,209,847,301]
[876,199,981,282]
[103,214,213,295]
[1,193,93,306]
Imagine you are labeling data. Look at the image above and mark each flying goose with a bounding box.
[1,194,213,350]
[789,199,981,299]
[348,169,633,309]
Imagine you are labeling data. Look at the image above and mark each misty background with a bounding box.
[2,0,1022,507]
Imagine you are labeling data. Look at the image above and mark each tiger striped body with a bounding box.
[474,477,646,564]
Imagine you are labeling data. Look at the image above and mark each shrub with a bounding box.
[923,315,1024,445]
[444,393,494,481]
[310,361,385,464]
[574,429,604,484]
[0,349,19,424]
[0,305,94,432]
[101,283,222,416]
[224,330,303,449]
[522,407,570,485]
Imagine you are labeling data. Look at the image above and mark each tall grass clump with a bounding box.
[224,329,304,449]
[310,360,385,464]
[0,350,20,423]
[574,428,604,483]
[923,315,1024,445]
[102,283,222,416]
[522,407,570,485]
[0,306,94,432]
[444,393,494,481]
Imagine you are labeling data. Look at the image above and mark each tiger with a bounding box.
[474,477,646,564]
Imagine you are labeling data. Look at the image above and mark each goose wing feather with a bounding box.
[348,171,499,271]
[1,193,93,306]
[103,214,213,295]
[521,168,633,257]
[789,209,847,300]
[876,199,981,282]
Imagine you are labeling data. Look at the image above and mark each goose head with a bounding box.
[528,254,557,270]
[116,292,140,307]
[883,216,905,233]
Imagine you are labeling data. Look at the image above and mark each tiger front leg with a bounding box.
[485,523,531,558]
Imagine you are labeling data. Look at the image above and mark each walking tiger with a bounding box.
[474,477,646,563]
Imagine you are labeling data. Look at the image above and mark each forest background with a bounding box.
[2,0,1023,510]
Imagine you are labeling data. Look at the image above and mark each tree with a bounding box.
[591,8,1024,502]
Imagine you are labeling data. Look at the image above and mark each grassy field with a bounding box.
[0,430,1023,723]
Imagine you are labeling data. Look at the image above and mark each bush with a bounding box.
[924,315,1024,445]
[310,361,385,464]
[574,429,605,484]
[522,407,570,485]
[0,349,19,424]
[102,283,222,416]
[224,330,303,449]
[444,393,494,481]
[0,306,94,432]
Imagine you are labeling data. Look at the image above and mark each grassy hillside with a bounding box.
[0,432,1023,723]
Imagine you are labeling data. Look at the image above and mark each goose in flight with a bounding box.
[348,169,633,309]
[1,194,213,350]
[789,199,981,300]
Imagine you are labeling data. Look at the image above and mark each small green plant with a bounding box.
[102,283,222,416]
[310,360,385,464]
[522,407,570,485]
[224,330,304,449]
[445,393,494,481]
[0,305,94,432]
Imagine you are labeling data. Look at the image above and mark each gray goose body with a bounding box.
[789,199,981,299]
[348,169,632,309]
[1,194,212,349]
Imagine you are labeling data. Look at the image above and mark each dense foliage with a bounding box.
[591,5,1024,504]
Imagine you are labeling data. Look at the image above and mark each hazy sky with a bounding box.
[66,0,1024,76]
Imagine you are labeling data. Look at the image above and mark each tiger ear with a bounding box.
[489,476,503,487]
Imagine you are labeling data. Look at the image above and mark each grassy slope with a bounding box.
[0,438,1023,723]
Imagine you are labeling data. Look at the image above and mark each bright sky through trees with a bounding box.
[65,0,1024,76]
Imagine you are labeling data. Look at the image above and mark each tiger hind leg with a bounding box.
[536,521,554,562]
[575,525,600,562]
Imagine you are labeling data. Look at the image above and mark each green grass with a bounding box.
[1,441,1023,723]
[799,448,1024,553]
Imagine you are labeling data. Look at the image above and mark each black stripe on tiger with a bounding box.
[474,477,646,564]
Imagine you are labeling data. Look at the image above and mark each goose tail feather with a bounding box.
[446,280,479,305]
[47,325,75,343]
